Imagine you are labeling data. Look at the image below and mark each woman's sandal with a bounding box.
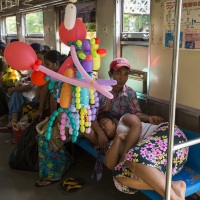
[35,178,61,187]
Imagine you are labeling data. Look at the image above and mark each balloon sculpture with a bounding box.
[4,0,116,143]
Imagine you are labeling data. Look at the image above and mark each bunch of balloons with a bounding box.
[4,0,116,143]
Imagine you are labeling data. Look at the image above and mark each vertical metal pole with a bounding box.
[165,0,182,200]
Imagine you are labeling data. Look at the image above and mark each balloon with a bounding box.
[64,4,77,30]
[70,45,114,99]
[57,56,75,75]
[59,19,87,45]
[93,53,100,71]
[4,41,37,70]
[60,69,74,108]
[31,71,47,86]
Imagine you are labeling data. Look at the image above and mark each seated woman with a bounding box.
[0,70,38,131]
[0,58,9,123]
[97,111,188,200]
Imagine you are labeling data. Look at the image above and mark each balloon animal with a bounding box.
[4,1,117,143]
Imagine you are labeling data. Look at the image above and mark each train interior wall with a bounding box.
[0,0,200,133]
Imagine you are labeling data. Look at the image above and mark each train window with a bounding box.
[24,10,44,45]
[5,16,17,35]
[25,11,44,37]
[122,0,150,41]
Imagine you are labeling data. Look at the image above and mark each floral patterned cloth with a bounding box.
[113,122,189,194]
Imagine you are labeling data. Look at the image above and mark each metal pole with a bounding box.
[165,1,182,200]
[174,137,200,151]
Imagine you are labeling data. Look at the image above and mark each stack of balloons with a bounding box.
[4,0,116,143]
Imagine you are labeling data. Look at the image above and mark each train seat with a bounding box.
[76,128,200,200]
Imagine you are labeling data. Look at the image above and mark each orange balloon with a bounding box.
[59,19,87,45]
[31,71,46,86]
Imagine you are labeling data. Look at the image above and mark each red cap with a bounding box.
[110,58,130,71]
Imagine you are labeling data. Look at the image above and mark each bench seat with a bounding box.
[76,128,200,200]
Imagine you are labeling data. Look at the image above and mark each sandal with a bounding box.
[59,177,86,193]
[35,178,61,187]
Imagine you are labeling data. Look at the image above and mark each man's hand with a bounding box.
[98,133,109,153]
[149,116,164,125]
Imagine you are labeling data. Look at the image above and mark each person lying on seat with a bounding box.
[97,111,188,200]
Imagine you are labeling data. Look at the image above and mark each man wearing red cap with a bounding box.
[85,57,164,152]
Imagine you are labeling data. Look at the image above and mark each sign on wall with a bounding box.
[164,0,200,50]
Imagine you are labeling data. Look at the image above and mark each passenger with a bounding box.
[35,50,73,187]
[30,42,43,53]
[0,58,9,122]
[0,71,38,131]
[10,38,19,43]
[98,111,188,200]
[0,39,8,72]
[85,58,164,152]
[43,44,51,51]
[34,50,65,120]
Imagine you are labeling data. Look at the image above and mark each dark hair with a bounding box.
[37,49,48,56]
[30,43,43,52]
[10,38,19,43]
[44,50,68,67]
[43,45,51,51]
[97,111,118,123]
[0,40,6,52]
[0,58,4,72]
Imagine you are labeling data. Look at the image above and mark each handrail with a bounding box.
[165,0,182,200]
[174,137,200,151]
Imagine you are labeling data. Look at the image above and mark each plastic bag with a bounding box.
[9,121,39,171]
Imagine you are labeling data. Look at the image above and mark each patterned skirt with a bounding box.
[38,135,74,179]
[113,122,189,194]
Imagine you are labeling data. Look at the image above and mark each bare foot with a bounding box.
[172,180,186,200]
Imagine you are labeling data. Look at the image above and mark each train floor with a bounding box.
[0,131,150,200]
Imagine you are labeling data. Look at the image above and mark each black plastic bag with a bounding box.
[9,121,39,171]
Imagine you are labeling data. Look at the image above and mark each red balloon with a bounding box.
[31,71,46,86]
[58,56,76,76]
[59,19,87,45]
[4,41,37,71]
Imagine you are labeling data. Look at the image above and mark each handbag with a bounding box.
[36,116,69,151]
[9,121,39,171]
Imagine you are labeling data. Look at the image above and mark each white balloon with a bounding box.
[64,3,77,30]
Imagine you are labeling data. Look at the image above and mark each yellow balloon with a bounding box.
[75,98,80,104]
[85,122,89,127]
[90,99,95,104]
[93,53,101,71]
[80,126,85,133]
[76,104,81,110]
[76,87,81,92]
[80,120,84,126]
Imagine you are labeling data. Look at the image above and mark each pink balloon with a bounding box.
[59,19,87,45]
[70,45,114,99]
[4,41,37,70]
[58,56,76,75]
